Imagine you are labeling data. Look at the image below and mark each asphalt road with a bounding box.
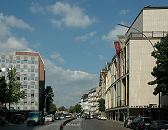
[0,118,130,130]
[64,118,130,130]
[0,119,65,130]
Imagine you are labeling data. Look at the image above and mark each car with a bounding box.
[10,114,26,124]
[54,114,61,120]
[84,114,91,119]
[97,115,107,120]
[0,116,6,125]
[129,116,152,130]
[149,120,168,130]
[124,116,136,128]
[45,114,54,122]
[27,111,45,126]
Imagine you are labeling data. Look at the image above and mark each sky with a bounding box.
[0,0,167,108]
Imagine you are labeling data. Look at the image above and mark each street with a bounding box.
[64,118,129,130]
[0,118,130,130]
[0,119,66,130]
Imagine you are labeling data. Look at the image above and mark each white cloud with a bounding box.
[0,13,33,31]
[102,24,127,43]
[50,52,65,64]
[45,58,97,107]
[75,31,97,42]
[30,2,45,14]
[0,37,32,52]
[119,9,129,15]
[0,13,34,53]
[48,2,95,28]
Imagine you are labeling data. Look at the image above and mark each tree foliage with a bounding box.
[68,104,82,113]
[45,86,54,112]
[7,68,25,106]
[0,76,8,104]
[148,34,168,95]
[0,67,24,108]
[58,106,67,111]
[98,98,105,112]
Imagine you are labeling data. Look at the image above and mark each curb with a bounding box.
[59,118,76,130]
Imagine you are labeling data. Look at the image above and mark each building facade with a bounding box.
[88,87,97,115]
[0,51,45,111]
[80,94,89,114]
[104,6,168,121]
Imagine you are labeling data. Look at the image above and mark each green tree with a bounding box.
[148,34,168,95]
[7,67,25,109]
[58,106,67,111]
[74,104,82,113]
[44,86,54,112]
[98,98,105,112]
[0,76,8,104]
[68,104,82,113]
[68,106,75,113]
[49,103,57,114]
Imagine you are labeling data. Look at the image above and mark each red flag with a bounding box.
[114,41,121,77]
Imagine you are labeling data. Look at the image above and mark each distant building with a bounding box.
[88,87,97,115]
[80,94,89,114]
[0,51,45,111]
[104,6,168,121]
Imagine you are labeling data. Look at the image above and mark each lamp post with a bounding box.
[118,23,160,120]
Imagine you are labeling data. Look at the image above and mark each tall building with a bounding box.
[88,87,97,115]
[0,51,45,111]
[104,6,168,121]
[80,94,89,114]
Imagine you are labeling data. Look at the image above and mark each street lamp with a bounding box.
[117,23,156,52]
[118,23,160,119]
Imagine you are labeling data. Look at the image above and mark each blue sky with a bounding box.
[0,0,167,107]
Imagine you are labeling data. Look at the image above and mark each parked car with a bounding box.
[27,111,45,126]
[54,114,61,120]
[10,114,26,124]
[0,116,6,125]
[149,120,168,130]
[98,115,107,120]
[129,116,151,130]
[124,116,136,128]
[45,114,54,122]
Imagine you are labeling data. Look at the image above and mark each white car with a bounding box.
[98,115,107,120]
[45,114,54,122]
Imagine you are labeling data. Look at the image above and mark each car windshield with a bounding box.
[28,112,39,117]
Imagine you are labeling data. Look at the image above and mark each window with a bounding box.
[24,77,27,80]
[31,93,34,98]
[6,59,9,63]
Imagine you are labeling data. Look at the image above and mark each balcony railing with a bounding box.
[128,31,168,39]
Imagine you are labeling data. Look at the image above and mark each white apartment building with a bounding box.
[0,51,45,111]
[80,94,89,114]
[88,87,97,115]
[104,6,168,121]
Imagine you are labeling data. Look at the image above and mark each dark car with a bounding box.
[124,116,136,128]
[27,111,45,126]
[130,116,151,130]
[149,120,168,130]
[0,116,6,125]
[10,114,26,124]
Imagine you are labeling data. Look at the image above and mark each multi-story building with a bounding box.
[80,94,89,114]
[0,51,45,111]
[88,87,97,115]
[104,6,168,121]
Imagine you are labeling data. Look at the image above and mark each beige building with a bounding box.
[0,51,45,111]
[104,6,168,121]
